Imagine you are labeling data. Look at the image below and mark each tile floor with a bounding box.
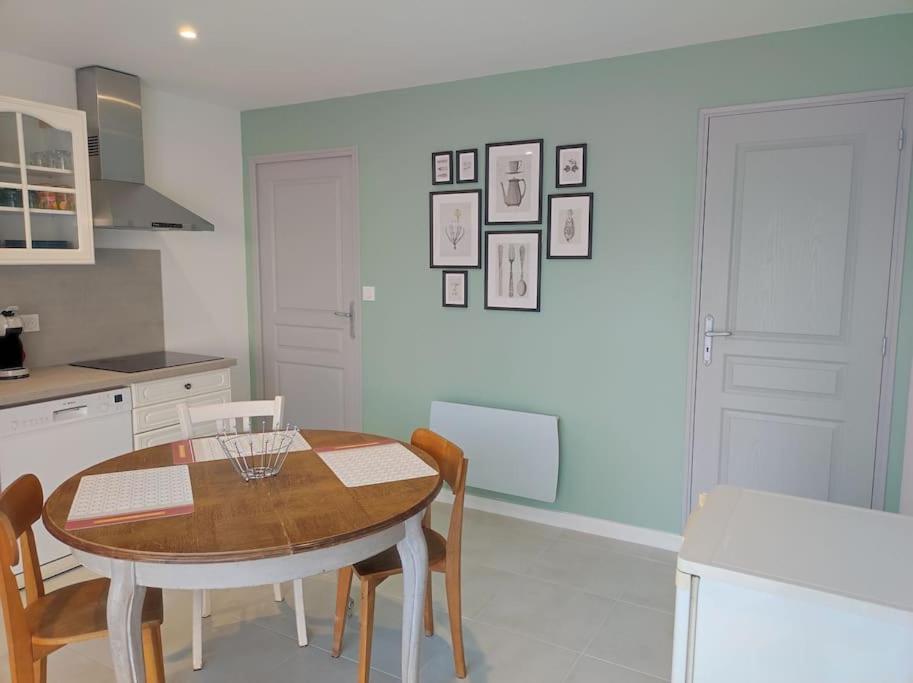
[0,503,677,682]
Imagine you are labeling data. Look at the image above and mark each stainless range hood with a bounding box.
[75,66,214,231]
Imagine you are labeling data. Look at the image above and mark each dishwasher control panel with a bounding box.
[0,388,132,437]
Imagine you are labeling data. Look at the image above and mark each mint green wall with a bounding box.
[242,15,913,533]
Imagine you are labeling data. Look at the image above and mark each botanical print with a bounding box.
[430,189,481,268]
[443,270,468,307]
[547,193,593,258]
[556,144,587,187]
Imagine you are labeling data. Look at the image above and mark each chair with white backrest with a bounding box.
[176,396,308,670]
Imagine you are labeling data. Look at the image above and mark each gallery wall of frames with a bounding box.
[430,141,594,312]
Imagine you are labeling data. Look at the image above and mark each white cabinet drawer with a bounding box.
[132,389,231,434]
[131,369,231,407]
[133,423,184,450]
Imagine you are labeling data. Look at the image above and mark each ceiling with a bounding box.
[0,0,910,110]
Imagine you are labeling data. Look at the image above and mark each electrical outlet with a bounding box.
[362,286,376,302]
[20,314,39,333]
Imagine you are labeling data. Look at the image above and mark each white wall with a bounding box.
[0,51,251,398]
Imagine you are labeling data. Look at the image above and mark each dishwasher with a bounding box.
[0,388,133,578]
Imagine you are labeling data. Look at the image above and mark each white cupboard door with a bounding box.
[0,96,94,264]
[255,152,361,430]
[691,98,905,510]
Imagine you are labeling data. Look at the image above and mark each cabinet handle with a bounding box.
[184,383,192,390]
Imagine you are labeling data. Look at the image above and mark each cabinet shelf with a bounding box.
[0,206,23,213]
[30,208,76,215]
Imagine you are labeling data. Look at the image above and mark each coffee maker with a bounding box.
[0,306,29,380]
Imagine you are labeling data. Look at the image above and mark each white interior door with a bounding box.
[690,98,905,511]
[255,151,361,429]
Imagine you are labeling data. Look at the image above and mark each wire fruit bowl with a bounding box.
[217,426,298,481]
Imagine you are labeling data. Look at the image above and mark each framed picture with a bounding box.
[485,230,541,311]
[556,144,587,187]
[456,149,478,183]
[547,193,594,259]
[432,151,453,185]
[429,189,482,268]
[442,270,468,307]
[485,139,543,224]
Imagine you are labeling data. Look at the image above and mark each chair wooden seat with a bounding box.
[353,528,447,578]
[27,578,163,647]
[333,428,468,682]
[0,473,165,682]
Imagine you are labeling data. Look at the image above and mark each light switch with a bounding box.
[20,314,39,333]
[362,286,376,302]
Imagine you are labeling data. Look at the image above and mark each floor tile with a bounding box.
[566,655,667,682]
[474,573,611,650]
[559,529,678,566]
[260,644,399,683]
[420,620,578,683]
[585,600,673,679]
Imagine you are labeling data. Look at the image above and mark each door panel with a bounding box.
[691,98,904,510]
[256,153,361,429]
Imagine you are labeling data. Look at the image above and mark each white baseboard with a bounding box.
[436,491,682,552]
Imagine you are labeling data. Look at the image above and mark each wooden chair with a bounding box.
[0,474,164,683]
[176,396,308,671]
[331,428,468,682]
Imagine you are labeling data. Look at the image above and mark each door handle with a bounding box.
[703,314,732,366]
[334,302,355,339]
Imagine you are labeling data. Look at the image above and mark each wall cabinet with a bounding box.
[0,95,94,264]
[131,369,232,450]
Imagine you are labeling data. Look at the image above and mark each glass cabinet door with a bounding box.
[0,99,93,263]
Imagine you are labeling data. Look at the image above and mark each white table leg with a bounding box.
[108,559,147,683]
[397,512,428,683]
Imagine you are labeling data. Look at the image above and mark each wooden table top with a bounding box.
[43,430,442,564]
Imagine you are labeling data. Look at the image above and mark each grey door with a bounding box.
[691,98,905,510]
[255,151,361,429]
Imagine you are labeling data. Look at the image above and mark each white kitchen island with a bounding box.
[672,486,913,683]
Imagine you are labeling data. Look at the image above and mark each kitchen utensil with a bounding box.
[498,244,504,296]
[500,177,527,207]
[508,245,516,297]
[517,245,528,297]
[507,160,523,174]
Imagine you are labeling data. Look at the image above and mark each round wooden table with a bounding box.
[43,430,442,683]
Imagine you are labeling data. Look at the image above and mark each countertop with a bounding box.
[678,486,913,615]
[0,358,237,409]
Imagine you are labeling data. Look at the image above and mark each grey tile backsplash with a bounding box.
[0,248,165,368]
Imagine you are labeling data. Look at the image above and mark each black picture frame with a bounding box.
[484,230,542,312]
[485,139,544,225]
[442,270,468,307]
[455,148,478,184]
[547,193,594,259]
[429,189,482,268]
[432,151,453,185]
[555,143,587,187]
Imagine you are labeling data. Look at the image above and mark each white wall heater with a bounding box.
[429,401,559,503]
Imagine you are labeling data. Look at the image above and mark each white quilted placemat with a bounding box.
[68,465,193,527]
[316,441,437,487]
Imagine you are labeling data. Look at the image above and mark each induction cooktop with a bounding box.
[71,351,222,373]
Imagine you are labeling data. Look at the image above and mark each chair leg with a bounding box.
[293,578,308,646]
[192,589,204,670]
[424,571,434,636]
[332,566,354,657]
[273,582,283,602]
[202,588,212,618]
[445,566,467,678]
[142,625,166,683]
[358,578,376,683]
[33,658,47,683]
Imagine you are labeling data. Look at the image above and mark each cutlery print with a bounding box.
[508,245,516,297]
[517,245,528,297]
[498,244,504,296]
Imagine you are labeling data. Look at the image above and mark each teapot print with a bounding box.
[500,177,527,207]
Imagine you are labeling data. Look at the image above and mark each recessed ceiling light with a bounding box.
[179,26,198,40]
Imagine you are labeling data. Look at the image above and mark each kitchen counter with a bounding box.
[0,358,236,408]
